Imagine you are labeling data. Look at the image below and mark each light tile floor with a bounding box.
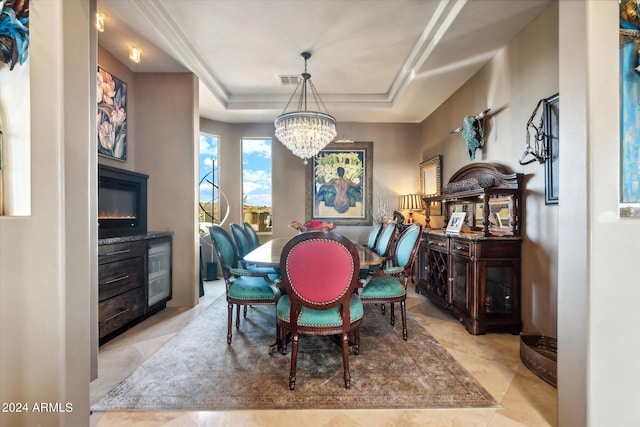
[90,280,557,427]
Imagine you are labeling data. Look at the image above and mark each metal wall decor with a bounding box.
[518,93,559,205]
[450,109,490,160]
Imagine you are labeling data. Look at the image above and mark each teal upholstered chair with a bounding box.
[243,221,261,249]
[209,225,281,344]
[276,231,363,390]
[366,222,384,250]
[361,222,396,277]
[359,222,384,280]
[360,223,422,340]
[230,222,278,276]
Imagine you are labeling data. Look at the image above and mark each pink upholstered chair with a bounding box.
[276,231,363,390]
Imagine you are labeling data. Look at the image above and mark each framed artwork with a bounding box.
[420,155,442,215]
[446,212,466,233]
[306,141,373,225]
[620,22,640,216]
[543,93,559,205]
[97,66,127,161]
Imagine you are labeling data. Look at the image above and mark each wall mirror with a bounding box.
[420,155,442,215]
[448,197,511,230]
[475,198,511,229]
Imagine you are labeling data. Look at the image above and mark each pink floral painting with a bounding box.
[97,67,127,160]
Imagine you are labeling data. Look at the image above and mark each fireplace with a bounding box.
[98,164,148,239]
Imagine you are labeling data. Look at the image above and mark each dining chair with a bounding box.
[359,222,384,280]
[276,231,363,390]
[231,222,279,276]
[209,225,281,344]
[367,222,397,273]
[360,223,422,340]
[243,221,261,249]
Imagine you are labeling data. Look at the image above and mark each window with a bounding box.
[242,138,272,232]
[199,133,219,233]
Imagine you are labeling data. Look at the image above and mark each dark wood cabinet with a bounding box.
[98,232,172,343]
[416,163,523,335]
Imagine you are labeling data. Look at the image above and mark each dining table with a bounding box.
[243,236,382,269]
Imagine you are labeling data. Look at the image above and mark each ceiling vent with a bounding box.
[279,75,300,85]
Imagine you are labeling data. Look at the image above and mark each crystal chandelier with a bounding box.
[274,52,337,164]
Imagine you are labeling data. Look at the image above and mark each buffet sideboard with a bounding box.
[416,163,523,335]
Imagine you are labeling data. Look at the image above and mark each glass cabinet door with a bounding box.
[451,255,470,309]
[484,265,515,314]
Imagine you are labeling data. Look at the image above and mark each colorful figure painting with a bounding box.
[306,142,373,225]
[97,67,127,161]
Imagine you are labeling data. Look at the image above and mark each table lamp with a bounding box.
[399,194,422,224]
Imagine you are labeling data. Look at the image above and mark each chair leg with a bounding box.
[400,299,408,340]
[353,326,360,355]
[227,303,233,344]
[341,333,351,389]
[381,303,386,314]
[235,304,241,328]
[390,303,395,325]
[243,305,248,318]
[289,334,299,390]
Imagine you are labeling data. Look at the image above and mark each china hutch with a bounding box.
[416,163,523,335]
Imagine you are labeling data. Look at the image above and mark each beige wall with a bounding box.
[98,49,200,309]
[0,1,95,426]
[199,119,421,244]
[135,73,200,308]
[419,3,559,337]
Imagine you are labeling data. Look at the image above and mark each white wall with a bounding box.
[0,1,95,426]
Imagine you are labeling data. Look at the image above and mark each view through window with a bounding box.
[242,138,272,233]
[199,133,220,234]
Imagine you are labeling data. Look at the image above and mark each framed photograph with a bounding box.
[97,67,127,161]
[543,93,559,205]
[420,155,442,215]
[446,212,466,233]
[306,141,373,225]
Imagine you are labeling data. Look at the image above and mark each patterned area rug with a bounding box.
[92,295,497,410]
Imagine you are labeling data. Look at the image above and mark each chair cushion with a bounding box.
[276,294,363,327]
[228,276,276,301]
[360,275,405,299]
[247,265,279,276]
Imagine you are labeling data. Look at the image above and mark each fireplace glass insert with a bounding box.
[98,164,148,239]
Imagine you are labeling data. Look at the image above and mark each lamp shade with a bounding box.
[399,194,422,211]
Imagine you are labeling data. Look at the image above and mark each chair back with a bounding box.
[375,223,397,257]
[391,223,422,272]
[243,222,260,249]
[230,223,252,258]
[366,222,383,250]
[209,225,240,279]
[280,231,360,313]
